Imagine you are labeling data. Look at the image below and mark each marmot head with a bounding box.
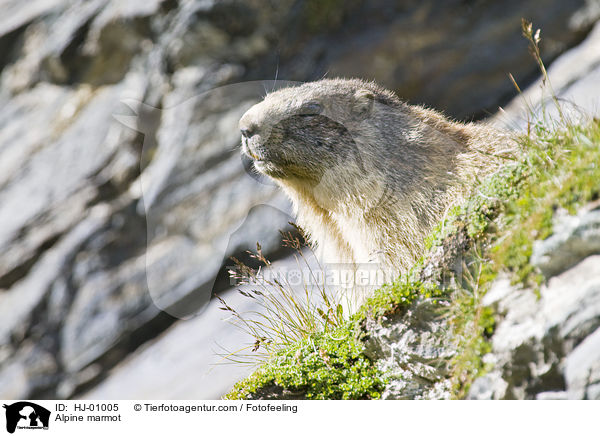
[239,79,401,183]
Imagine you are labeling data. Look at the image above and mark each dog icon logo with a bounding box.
[3,402,50,433]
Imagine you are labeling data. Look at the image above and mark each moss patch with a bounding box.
[489,121,600,287]
[225,275,449,400]
[225,320,385,400]
[441,118,600,394]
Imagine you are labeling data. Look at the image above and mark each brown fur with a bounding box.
[239,78,515,278]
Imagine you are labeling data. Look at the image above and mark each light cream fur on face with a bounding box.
[239,78,514,298]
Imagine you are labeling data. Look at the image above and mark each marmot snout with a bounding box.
[240,83,375,182]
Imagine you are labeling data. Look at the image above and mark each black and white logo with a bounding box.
[3,402,50,434]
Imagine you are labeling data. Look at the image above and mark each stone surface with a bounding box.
[323,0,597,119]
[80,254,307,400]
[469,255,600,400]
[531,205,600,278]
[79,290,256,399]
[364,301,455,400]
[565,327,600,399]
[466,25,600,397]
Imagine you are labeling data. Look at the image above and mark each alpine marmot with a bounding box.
[239,78,513,278]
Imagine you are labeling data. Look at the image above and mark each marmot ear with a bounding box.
[352,89,374,117]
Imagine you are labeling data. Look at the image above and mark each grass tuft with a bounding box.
[217,226,352,366]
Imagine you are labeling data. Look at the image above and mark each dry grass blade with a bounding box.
[215,233,350,366]
[521,18,565,123]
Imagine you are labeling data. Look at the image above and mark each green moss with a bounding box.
[445,119,600,395]
[225,320,385,400]
[356,276,443,321]
[226,272,450,400]
[447,286,495,398]
[488,120,600,287]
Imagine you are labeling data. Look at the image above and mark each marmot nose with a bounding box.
[240,127,256,139]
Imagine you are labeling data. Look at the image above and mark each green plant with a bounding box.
[217,227,351,365]
[225,322,386,400]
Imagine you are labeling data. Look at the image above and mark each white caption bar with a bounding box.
[0,400,595,435]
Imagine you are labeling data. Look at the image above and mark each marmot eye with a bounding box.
[299,101,322,116]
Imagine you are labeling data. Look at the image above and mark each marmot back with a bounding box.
[239,78,514,278]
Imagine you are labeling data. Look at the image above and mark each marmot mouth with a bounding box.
[246,151,272,164]
[247,149,262,160]
[247,150,294,178]
[242,140,295,176]
[244,148,276,168]
[242,141,266,161]
[243,143,281,165]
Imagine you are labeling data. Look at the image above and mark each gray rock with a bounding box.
[468,372,508,400]
[0,340,59,399]
[565,327,600,399]
[0,0,67,38]
[0,204,112,344]
[1,0,109,91]
[469,255,600,399]
[364,300,455,400]
[0,205,112,398]
[79,255,309,400]
[535,391,568,400]
[0,74,146,290]
[314,0,594,119]
[531,207,600,278]
[131,78,294,318]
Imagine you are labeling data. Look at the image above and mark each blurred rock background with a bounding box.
[0,0,599,399]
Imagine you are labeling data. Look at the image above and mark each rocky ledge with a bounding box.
[469,205,600,400]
